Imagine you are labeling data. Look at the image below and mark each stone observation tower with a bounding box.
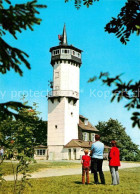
[47,25,82,160]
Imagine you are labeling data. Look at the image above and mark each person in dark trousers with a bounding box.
[90,134,105,184]
[81,149,91,184]
[0,147,4,162]
[109,140,121,185]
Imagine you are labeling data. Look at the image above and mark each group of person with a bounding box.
[81,134,120,185]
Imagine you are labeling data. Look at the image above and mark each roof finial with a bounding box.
[63,23,67,45]
[58,24,68,45]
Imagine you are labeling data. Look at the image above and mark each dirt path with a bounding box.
[3,161,140,181]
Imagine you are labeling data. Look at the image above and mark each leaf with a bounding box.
[136,25,140,29]
[111,94,116,102]
[105,1,140,44]
[87,76,97,83]
[133,112,140,116]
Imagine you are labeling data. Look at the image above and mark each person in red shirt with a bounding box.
[109,140,121,185]
[81,149,91,184]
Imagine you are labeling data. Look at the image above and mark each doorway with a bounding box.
[68,149,71,160]
[73,149,76,160]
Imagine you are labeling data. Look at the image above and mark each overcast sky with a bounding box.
[1,0,140,147]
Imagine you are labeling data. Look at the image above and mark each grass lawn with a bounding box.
[1,167,140,194]
[0,161,81,175]
[122,161,140,164]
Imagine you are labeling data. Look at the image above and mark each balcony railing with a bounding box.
[48,90,79,99]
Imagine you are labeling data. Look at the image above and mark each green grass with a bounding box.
[1,167,140,194]
[122,161,140,163]
[0,161,81,175]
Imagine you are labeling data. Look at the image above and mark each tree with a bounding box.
[0,0,47,118]
[96,118,140,161]
[0,0,46,75]
[0,102,47,149]
[0,102,47,193]
[65,0,140,45]
[0,3,47,189]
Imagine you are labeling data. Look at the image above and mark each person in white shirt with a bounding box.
[90,134,105,184]
[0,147,4,161]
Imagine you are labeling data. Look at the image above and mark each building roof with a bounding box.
[64,139,91,148]
[61,24,67,45]
[49,25,82,53]
[79,115,99,132]
[49,44,82,53]
[64,139,110,149]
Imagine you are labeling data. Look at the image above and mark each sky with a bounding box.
[1,0,140,147]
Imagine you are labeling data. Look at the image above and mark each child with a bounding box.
[81,149,91,184]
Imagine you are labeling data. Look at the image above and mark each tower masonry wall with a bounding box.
[48,97,65,146]
[47,145,64,160]
[53,61,80,93]
[64,99,79,145]
[48,97,79,146]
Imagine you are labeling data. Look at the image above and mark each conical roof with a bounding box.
[62,24,67,45]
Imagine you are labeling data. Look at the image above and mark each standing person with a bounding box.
[0,147,4,161]
[90,134,105,184]
[81,149,91,184]
[109,140,121,185]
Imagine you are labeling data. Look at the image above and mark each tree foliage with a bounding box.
[0,102,47,193]
[0,103,47,149]
[0,0,46,76]
[96,119,140,161]
[0,0,46,118]
[88,72,140,128]
[105,0,140,44]
[65,0,98,9]
[66,0,140,44]
[65,0,140,127]
[105,0,140,45]
[0,101,31,120]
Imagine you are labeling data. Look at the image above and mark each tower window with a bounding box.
[64,49,67,53]
[62,49,64,53]
[55,72,59,78]
[71,112,73,116]
[55,125,57,129]
[73,51,75,55]
[53,50,60,55]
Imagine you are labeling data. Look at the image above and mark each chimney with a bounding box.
[84,118,88,125]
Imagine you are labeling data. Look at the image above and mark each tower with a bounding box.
[47,25,82,160]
